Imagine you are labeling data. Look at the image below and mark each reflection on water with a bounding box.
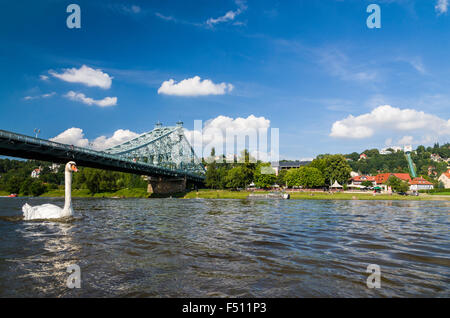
[0,197,449,297]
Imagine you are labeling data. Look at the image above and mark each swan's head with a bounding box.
[65,161,78,173]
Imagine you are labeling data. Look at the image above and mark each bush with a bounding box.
[6,176,23,194]
[419,188,450,194]
[30,180,46,196]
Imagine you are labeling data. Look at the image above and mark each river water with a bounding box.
[0,197,449,297]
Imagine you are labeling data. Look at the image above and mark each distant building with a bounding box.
[427,166,437,177]
[380,146,402,155]
[438,170,450,189]
[31,168,41,178]
[409,177,434,191]
[49,163,60,172]
[350,175,376,185]
[375,173,411,185]
[404,145,413,153]
[430,154,442,162]
[359,153,368,160]
[271,160,311,176]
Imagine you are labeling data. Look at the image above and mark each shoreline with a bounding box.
[1,189,449,201]
[183,190,450,201]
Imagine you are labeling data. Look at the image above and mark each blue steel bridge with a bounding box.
[0,122,206,187]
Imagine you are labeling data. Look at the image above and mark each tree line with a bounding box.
[204,149,352,190]
[0,158,147,196]
[1,142,447,195]
[344,143,449,181]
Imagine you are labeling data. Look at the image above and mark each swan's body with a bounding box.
[22,203,73,220]
[22,161,77,220]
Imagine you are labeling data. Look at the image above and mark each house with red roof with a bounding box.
[409,177,434,191]
[374,173,411,185]
[438,169,450,189]
[350,175,376,185]
[31,168,41,178]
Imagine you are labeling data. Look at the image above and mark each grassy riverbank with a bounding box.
[2,188,448,200]
[182,189,450,201]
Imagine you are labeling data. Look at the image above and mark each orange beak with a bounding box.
[72,165,78,172]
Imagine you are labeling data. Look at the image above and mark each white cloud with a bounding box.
[330,105,450,140]
[50,128,89,147]
[24,92,56,100]
[408,58,426,74]
[398,135,414,145]
[158,76,233,96]
[206,0,247,27]
[207,10,239,26]
[51,128,139,150]
[91,129,140,150]
[435,0,448,14]
[319,49,378,82]
[50,65,113,89]
[51,114,275,160]
[123,5,141,14]
[155,12,177,22]
[184,114,272,160]
[40,75,49,81]
[65,91,117,107]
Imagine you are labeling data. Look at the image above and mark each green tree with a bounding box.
[285,167,325,188]
[362,149,380,157]
[20,177,33,195]
[297,167,325,188]
[309,157,327,173]
[29,180,46,196]
[85,168,101,194]
[346,152,360,161]
[314,155,351,186]
[253,163,276,189]
[386,176,409,192]
[225,166,246,189]
[6,176,23,194]
[205,161,221,189]
[285,168,302,187]
[238,149,256,187]
[361,180,373,187]
[276,169,288,187]
[416,145,426,153]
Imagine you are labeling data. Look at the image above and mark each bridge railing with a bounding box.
[0,129,205,179]
[0,129,119,160]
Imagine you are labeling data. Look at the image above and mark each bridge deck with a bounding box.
[0,129,205,183]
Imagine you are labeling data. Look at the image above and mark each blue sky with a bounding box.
[0,0,449,160]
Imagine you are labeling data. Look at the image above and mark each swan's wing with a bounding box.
[22,203,63,220]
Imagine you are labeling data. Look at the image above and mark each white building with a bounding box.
[31,168,41,178]
[438,170,450,189]
[49,163,60,172]
[409,177,434,191]
[380,146,402,155]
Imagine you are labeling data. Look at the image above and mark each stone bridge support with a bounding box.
[147,176,187,194]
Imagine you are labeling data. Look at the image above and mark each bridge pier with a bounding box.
[147,176,186,194]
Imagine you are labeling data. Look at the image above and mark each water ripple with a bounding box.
[0,197,449,297]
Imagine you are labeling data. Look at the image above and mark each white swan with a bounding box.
[22,161,78,220]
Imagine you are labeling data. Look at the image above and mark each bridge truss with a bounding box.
[0,122,205,183]
[104,122,205,175]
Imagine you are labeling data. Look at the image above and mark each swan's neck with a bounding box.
[64,170,72,212]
